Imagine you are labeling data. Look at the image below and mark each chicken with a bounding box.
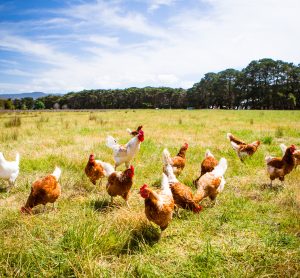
[193,149,218,185]
[194,158,228,204]
[165,164,202,215]
[21,167,62,214]
[139,173,174,231]
[85,154,105,185]
[265,145,296,186]
[227,133,260,162]
[101,161,135,207]
[106,126,144,169]
[162,143,188,176]
[280,143,300,168]
[0,152,20,188]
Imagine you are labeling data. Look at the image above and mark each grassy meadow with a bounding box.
[0,109,300,277]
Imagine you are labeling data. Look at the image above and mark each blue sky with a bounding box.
[0,0,300,94]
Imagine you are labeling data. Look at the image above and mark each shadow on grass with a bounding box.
[90,198,114,212]
[260,183,284,192]
[121,223,161,254]
[150,178,161,188]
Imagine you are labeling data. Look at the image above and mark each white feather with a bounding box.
[162,148,173,165]
[161,173,172,196]
[0,152,20,185]
[96,160,115,177]
[165,164,178,183]
[52,166,62,181]
[211,158,227,177]
[205,149,214,158]
[280,143,287,154]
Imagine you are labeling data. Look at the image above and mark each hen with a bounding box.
[162,143,188,176]
[280,143,300,168]
[106,126,144,169]
[139,173,174,231]
[265,145,296,186]
[0,152,20,188]
[194,149,218,185]
[21,167,62,214]
[194,158,228,204]
[165,164,202,216]
[101,162,135,207]
[227,133,260,162]
[85,154,105,185]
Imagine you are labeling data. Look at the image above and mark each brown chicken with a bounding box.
[139,174,174,231]
[280,143,300,168]
[21,167,62,214]
[194,158,228,203]
[162,143,188,176]
[85,154,105,185]
[194,149,218,185]
[106,165,135,207]
[227,133,260,162]
[265,145,296,186]
[165,164,202,215]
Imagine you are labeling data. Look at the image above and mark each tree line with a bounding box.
[1,58,300,110]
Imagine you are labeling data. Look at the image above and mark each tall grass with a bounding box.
[0,110,299,277]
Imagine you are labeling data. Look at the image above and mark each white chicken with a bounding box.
[106,127,144,169]
[0,152,20,188]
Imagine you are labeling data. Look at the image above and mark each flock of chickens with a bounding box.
[0,125,299,234]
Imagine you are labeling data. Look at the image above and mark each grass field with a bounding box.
[0,109,300,277]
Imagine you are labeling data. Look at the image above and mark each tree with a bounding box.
[34,100,45,110]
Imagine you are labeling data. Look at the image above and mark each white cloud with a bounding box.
[1,0,300,93]
[148,0,176,11]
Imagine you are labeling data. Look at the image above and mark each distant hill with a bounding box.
[0,92,54,99]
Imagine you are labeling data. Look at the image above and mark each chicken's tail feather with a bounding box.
[52,167,62,181]
[205,149,214,158]
[212,158,227,177]
[161,173,172,196]
[265,155,273,163]
[227,133,232,141]
[165,164,178,183]
[230,141,239,151]
[280,143,287,154]
[106,136,119,151]
[162,148,172,165]
[98,161,115,177]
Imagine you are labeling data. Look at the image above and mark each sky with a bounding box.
[0,0,300,94]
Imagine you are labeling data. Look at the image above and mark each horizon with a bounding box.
[1,0,300,94]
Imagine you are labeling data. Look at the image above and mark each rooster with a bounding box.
[265,145,296,186]
[139,173,174,231]
[100,161,135,207]
[106,126,144,169]
[21,167,61,214]
[165,164,202,216]
[162,143,188,176]
[194,158,228,204]
[227,133,260,162]
[193,149,218,185]
[280,143,300,168]
[0,152,20,188]
[85,154,105,185]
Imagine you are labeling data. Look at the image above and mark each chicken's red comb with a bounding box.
[130,165,134,174]
[193,205,203,213]
[89,154,95,157]
[184,142,189,148]
[140,184,148,191]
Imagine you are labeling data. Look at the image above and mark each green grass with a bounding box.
[0,110,300,277]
